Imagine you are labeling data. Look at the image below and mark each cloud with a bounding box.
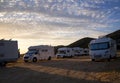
[0,9,117,41]
[0,0,120,52]
[1,0,120,53]
[0,11,110,28]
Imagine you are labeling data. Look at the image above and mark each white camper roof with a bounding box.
[28,45,53,50]
[58,47,72,51]
[90,37,113,44]
[0,39,17,42]
[72,47,83,50]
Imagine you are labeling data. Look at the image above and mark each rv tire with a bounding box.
[0,62,7,67]
[108,55,111,62]
[33,57,37,62]
[70,55,73,58]
[108,58,110,62]
[91,59,95,61]
[48,56,51,60]
[113,55,117,59]
[24,60,28,63]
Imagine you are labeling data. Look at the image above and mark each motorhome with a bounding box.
[23,45,54,62]
[72,47,84,56]
[56,47,74,58]
[0,40,19,66]
[89,37,117,61]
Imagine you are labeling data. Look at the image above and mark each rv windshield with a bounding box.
[90,42,110,50]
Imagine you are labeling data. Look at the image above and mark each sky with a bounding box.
[0,0,120,53]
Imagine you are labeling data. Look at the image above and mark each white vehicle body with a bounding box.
[72,47,84,56]
[23,45,54,62]
[89,37,117,61]
[0,40,19,66]
[56,47,74,58]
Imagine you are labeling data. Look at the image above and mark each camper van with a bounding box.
[56,47,74,58]
[0,40,19,66]
[72,47,84,56]
[23,45,54,62]
[89,37,117,61]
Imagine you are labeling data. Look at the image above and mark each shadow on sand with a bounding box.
[33,57,120,73]
[0,66,108,83]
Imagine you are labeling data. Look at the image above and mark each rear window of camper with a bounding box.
[90,42,110,50]
[42,49,48,52]
[59,50,66,54]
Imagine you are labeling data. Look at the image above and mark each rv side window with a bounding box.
[29,49,36,51]
[42,49,48,52]
[67,50,70,52]
[26,51,37,55]
[99,43,109,49]
[59,50,66,54]
[84,50,88,53]
[90,44,98,50]
[35,51,38,54]
[74,50,79,53]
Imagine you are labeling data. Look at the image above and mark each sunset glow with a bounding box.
[0,0,120,53]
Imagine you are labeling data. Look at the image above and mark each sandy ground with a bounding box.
[0,54,120,83]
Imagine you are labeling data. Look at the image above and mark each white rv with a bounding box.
[56,47,74,58]
[0,40,19,66]
[23,45,54,62]
[72,47,84,56]
[89,37,117,61]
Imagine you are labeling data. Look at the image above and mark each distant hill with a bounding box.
[67,30,120,49]
[67,37,95,48]
[106,30,120,40]
[54,37,94,54]
[54,29,120,52]
[106,29,120,49]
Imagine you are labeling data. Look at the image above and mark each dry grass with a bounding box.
[0,53,120,83]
